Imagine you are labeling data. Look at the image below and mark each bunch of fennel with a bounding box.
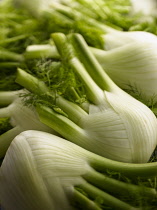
[1,130,157,210]
[16,33,157,163]
[0,1,157,209]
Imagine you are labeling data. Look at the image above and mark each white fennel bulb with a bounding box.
[92,41,157,105]
[1,130,157,210]
[0,89,56,158]
[130,0,157,17]
[0,131,75,210]
[102,30,157,50]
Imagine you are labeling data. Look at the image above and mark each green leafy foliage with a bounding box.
[25,59,87,106]
[0,2,69,54]
[72,21,105,49]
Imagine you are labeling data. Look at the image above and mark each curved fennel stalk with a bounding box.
[0,130,156,210]
[0,90,56,158]
[16,33,157,163]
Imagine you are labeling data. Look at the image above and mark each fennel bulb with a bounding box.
[101,30,157,50]
[16,33,157,163]
[92,40,157,105]
[130,0,157,16]
[0,90,56,158]
[1,130,157,210]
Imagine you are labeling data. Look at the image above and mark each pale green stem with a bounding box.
[83,169,157,198]
[52,33,104,105]
[16,68,50,96]
[16,68,87,123]
[51,1,116,33]
[0,126,21,158]
[86,16,118,33]
[43,7,74,24]
[56,96,88,124]
[0,50,24,62]
[73,189,101,210]
[70,58,105,105]
[69,87,81,101]
[0,34,28,45]
[0,90,21,106]
[23,43,107,62]
[24,45,60,60]
[0,62,21,68]
[68,87,90,112]
[63,0,99,19]
[69,33,117,92]
[75,0,106,20]
[36,104,90,148]
[78,182,140,210]
[50,1,81,20]
[60,1,120,32]
[89,154,157,178]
